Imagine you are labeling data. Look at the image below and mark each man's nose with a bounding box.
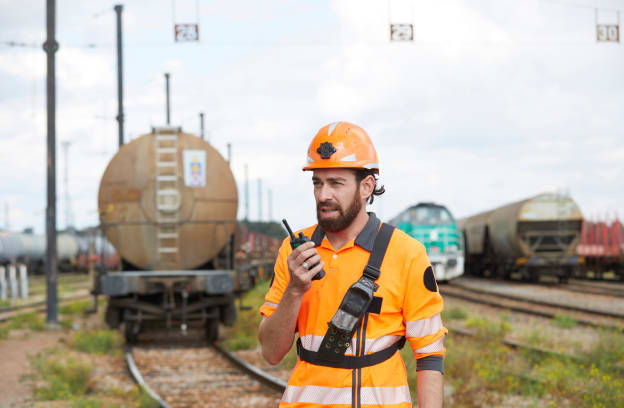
[317,184,333,202]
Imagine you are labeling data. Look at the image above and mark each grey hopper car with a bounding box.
[458,193,583,282]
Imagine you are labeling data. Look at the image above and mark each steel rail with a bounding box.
[125,346,172,408]
[447,281,624,319]
[211,342,287,393]
[440,286,622,331]
[449,324,580,361]
[0,293,92,323]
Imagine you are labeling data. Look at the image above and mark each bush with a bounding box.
[71,330,124,355]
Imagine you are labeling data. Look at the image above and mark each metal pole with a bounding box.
[43,0,58,325]
[258,179,262,221]
[114,4,125,148]
[268,189,273,221]
[61,141,71,229]
[4,202,8,230]
[244,164,249,221]
[227,142,231,165]
[165,73,171,125]
[199,112,205,140]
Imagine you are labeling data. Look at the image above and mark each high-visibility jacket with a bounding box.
[260,213,447,407]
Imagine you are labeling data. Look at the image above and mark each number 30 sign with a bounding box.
[596,24,619,42]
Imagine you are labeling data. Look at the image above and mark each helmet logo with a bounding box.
[317,142,337,159]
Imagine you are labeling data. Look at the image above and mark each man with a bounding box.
[259,122,447,408]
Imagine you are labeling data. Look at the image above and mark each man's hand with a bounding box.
[258,242,324,365]
[286,241,324,295]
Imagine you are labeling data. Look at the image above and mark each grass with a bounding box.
[0,311,45,339]
[222,279,270,351]
[442,306,468,320]
[32,349,94,401]
[553,314,578,329]
[60,299,92,316]
[70,330,124,355]
[31,347,160,407]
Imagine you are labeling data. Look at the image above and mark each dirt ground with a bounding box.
[0,329,65,407]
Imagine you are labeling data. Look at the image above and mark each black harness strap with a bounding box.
[298,222,405,369]
[297,337,406,369]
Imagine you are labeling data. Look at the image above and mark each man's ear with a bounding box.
[359,174,375,200]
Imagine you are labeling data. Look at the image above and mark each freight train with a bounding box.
[459,193,583,283]
[0,230,118,274]
[96,126,255,342]
[577,218,624,280]
[388,202,464,281]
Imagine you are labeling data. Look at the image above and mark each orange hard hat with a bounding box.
[303,121,379,173]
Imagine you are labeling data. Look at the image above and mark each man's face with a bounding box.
[312,169,363,232]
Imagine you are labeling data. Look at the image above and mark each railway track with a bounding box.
[563,279,624,298]
[126,335,286,408]
[0,291,93,323]
[441,281,624,331]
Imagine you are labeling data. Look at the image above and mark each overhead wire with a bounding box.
[2,0,624,50]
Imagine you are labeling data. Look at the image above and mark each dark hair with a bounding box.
[355,169,385,204]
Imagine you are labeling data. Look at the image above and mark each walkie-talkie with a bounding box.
[282,219,325,281]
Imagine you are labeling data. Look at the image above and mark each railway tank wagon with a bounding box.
[97,126,240,341]
[388,202,464,281]
[459,193,583,282]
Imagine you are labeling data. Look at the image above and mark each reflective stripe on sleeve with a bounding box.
[413,335,445,355]
[262,302,278,309]
[299,334,402,355]
[405,313,443,338]
[281,385,411,405]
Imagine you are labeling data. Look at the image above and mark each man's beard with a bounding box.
[316,190,362,232]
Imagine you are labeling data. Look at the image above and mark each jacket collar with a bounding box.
[311,212,380,252]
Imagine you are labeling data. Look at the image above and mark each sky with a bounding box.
[1,0,623,234]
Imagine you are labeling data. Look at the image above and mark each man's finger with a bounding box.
[304,261,324,279]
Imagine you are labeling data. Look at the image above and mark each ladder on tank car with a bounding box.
[154,127,181,269]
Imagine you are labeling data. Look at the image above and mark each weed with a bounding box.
[71,330,123,355]
[70,398,103,408]
[0,311,45,339]
[465,316,511,339]
[0,299,10,308]
[60,317,74,330]
[137,388,160,408]
[32,352,94,400]
[60,300,91,316]
[582,329,624,373]
[223,280,270,351]
[442,306,468,320]
[553,314,577,329]
[526,329,543,347]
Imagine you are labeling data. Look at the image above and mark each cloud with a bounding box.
[0,0,622,234]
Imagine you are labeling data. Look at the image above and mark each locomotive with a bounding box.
[459,193,583,283]
[96,126,247,341]
[388,202,464,281]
